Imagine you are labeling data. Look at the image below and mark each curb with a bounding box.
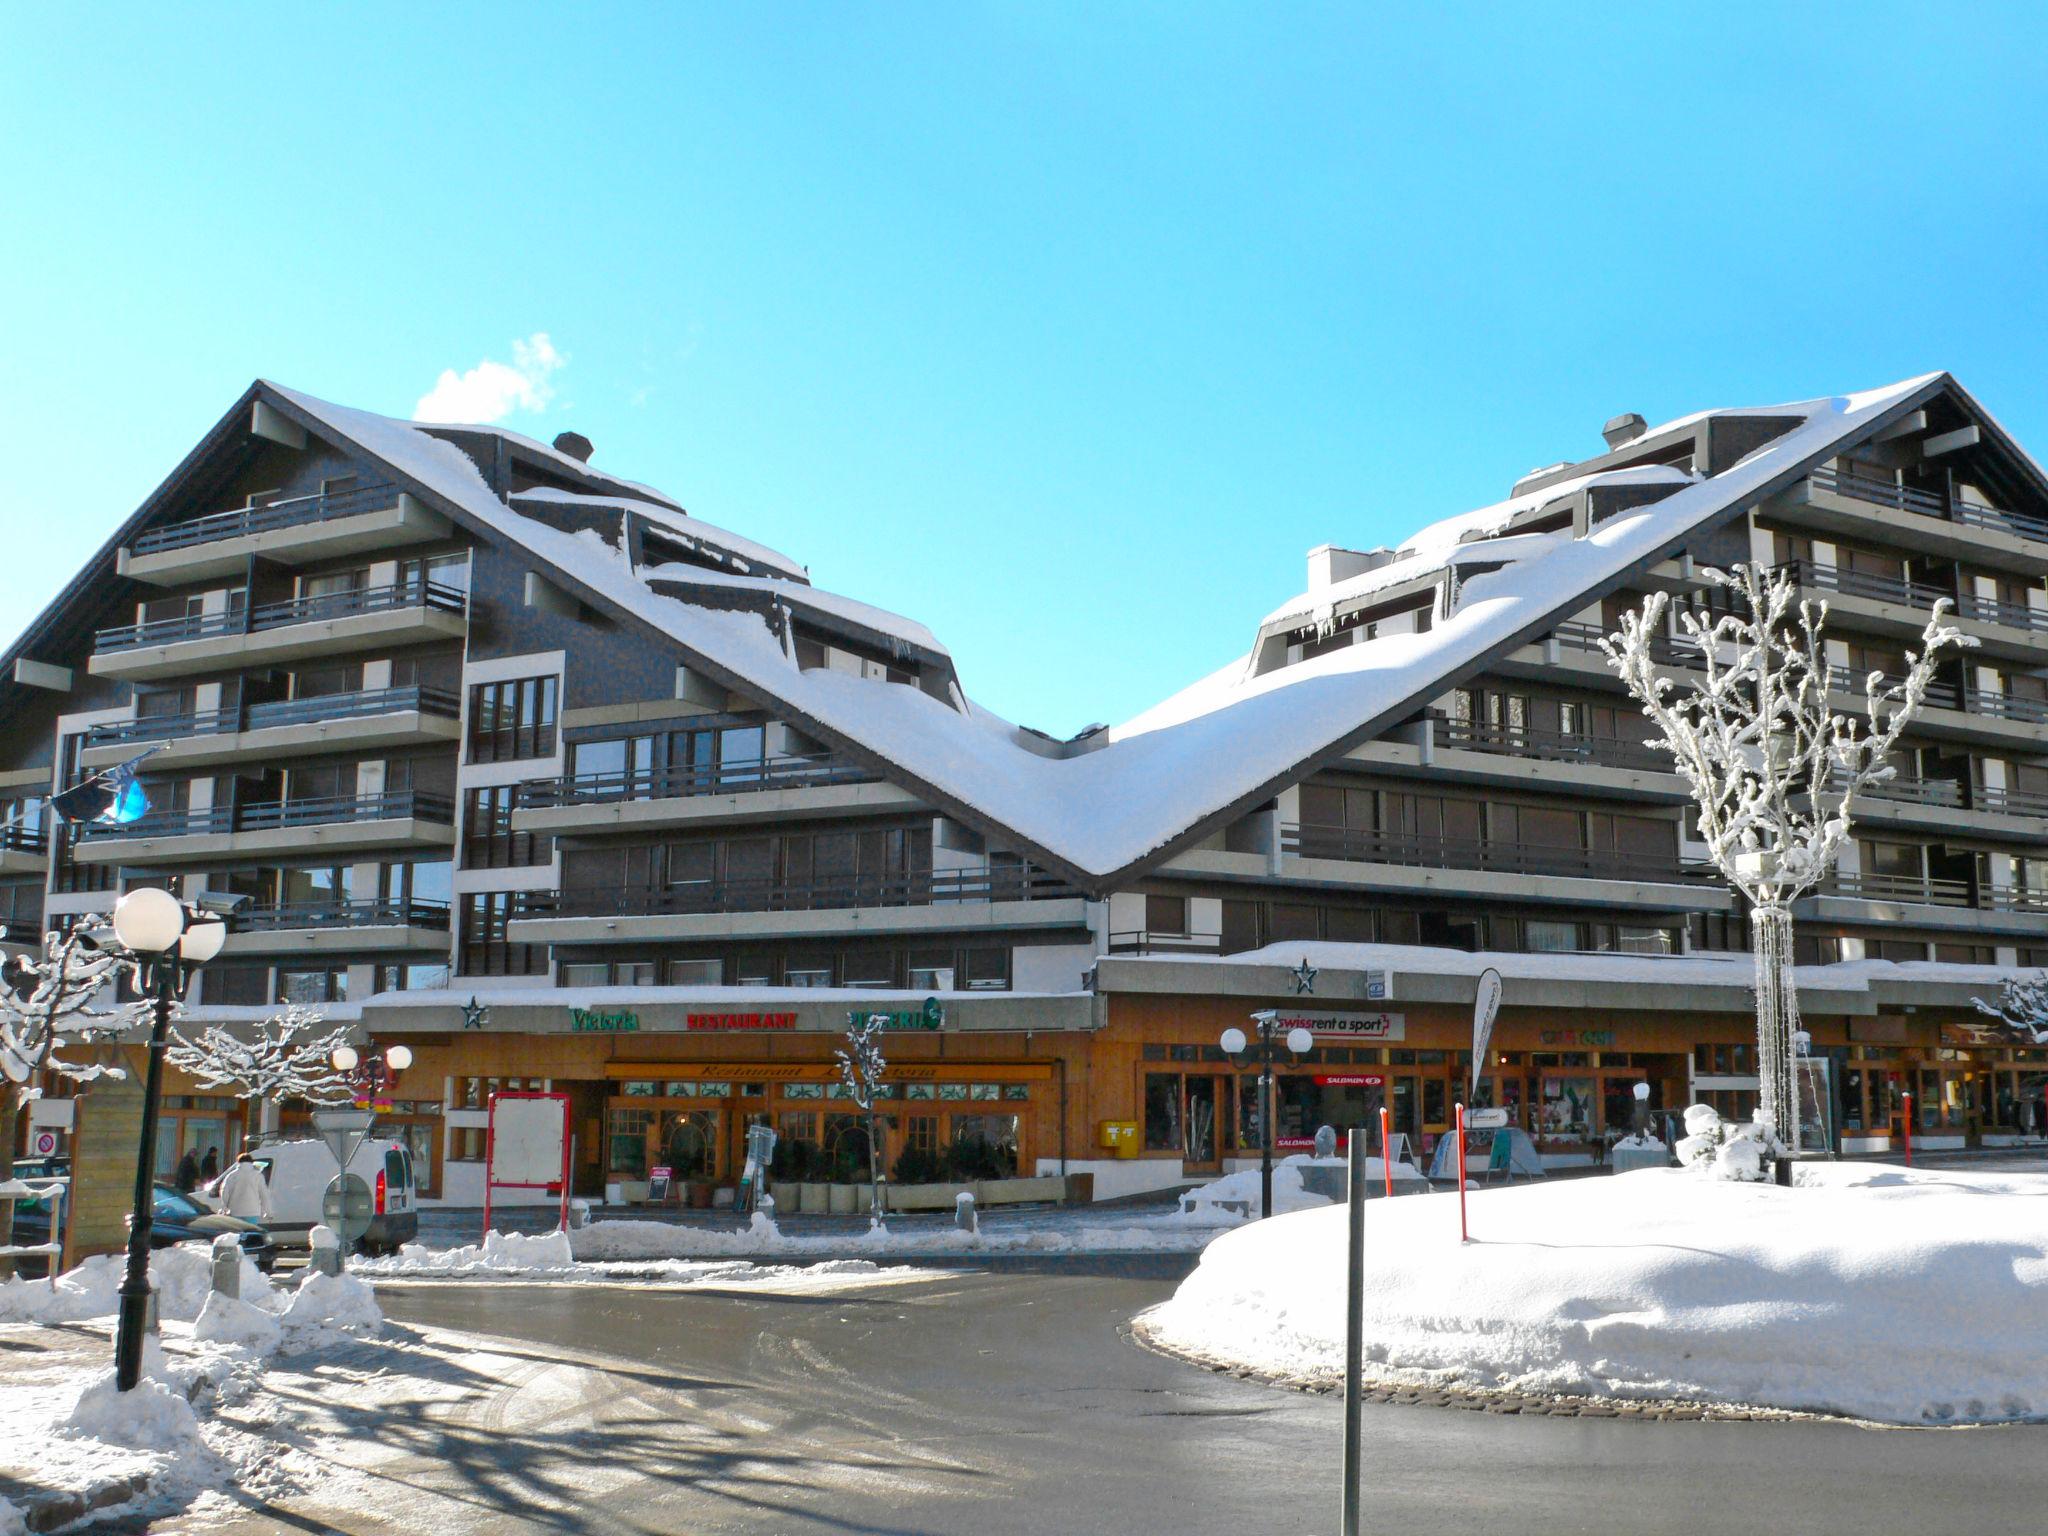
[16,1470,158,1534]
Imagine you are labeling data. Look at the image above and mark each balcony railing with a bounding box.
[94,579,467,654]
[79,790,455,842]
[1829,666,2048,725]
[86,685,461,750]
[1824,872,1974,908]
[0,916,44,946]
[0,823,48,856]
[1548,621,1691,669]
[1976,784,2048,816]
[1782,560,2048,637]
[1281,823,1705,883]
[129,482,404,556]
[1107,929,1224,955]
[1808,466,2048,545]
[231,897,451,934]
[514,864,1081,922]
[517,754,882,810]
[1860,775,1966,809]
[1433,717,1671,772]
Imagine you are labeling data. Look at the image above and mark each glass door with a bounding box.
[1182,1076,1222,1170]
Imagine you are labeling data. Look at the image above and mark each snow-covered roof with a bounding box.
[263,374,1943,887]
[511,486,811,585]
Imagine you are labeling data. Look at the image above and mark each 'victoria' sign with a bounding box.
[852,997,946,1032]
[571,1008,639,1033]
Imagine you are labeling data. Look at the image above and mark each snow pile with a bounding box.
[366,1229,576,1276]
[565,1212,1219,1261]
[1178,1156,1337,1221]
[1611,1132,1668,1152]
[1143,1163,2048,1423]
[64,1367,208,1453]
[1675,1103,1776,1181]
[0,1246,272,1327]
[193,1292,284,1356]
[280,1269,381,1343]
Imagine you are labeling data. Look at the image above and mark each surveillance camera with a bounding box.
[190,890,253,916]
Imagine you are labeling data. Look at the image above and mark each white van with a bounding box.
[234,1137,420,1254]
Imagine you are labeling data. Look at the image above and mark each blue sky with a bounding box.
[3,5,2044,735]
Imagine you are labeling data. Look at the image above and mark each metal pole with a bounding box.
[115,960,175,1392]
[1260,1044,1274,1221]
[1341,1129,1366,1536]
[1902,1090,1913,1167]
[1379,1105,1393,1198]
[1456,1101,1468,1244]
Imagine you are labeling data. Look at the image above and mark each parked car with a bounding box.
[2,1179,276,1278]
[11,1155,68,1180]
[231,1137,419,1255]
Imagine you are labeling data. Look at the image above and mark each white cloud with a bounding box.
[413,333,565,424]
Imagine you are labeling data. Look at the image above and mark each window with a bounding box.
[1524,920,1579,953]
[375,963,451,993]
[277,967,347,1004]
[205,965,269,1006]
[380,859,453,907]
[468,675,559,762]
[560,963,609,987]
[961,948,1010,991]
[463,786,551,868]
[460,892,544,976]
[616,961,656,987]
[787,968,832,988]
[1144,894,1188,936]
[668,958,723,986]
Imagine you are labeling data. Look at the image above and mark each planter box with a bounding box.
[976,1175,1066,1206]
[616,1180,649,1205]
[886,1181,962,1212]
[799,1181,829,1213]
[828,1182,858,1215]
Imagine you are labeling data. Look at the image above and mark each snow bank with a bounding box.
[1178,1156,1338,1221]
[372,1228,579,1276]
[193,1292,283,1356]
[1143,1164,2048,1424]
[566,1213,1217,1261]
[65,1368,208,1453]
[281,1269,381,1342]
[0,1246,274,1327]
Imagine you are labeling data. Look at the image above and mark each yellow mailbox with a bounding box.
[1097,1120,1140,1158]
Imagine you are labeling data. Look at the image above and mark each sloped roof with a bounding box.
[0,372,1968,895]
[260,375,1944,890]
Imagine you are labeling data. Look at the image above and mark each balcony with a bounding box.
[1775,561,2048,661]
[223,897,452,957]
[80,686,462,771]
[71,790,457,865]
[88,580,469,682]
[1107,928,1224,956]
[1765,467,2048,575]
[1282,824,1705,883]
[0,915,43,953]
[513,755,914,836]
[1822,665,2048,750]
[117,484,453,586]
[1433,717,1671,773]
[0,823,48,877]
[509,865,1089,945]
[1800,870,2048,936]
[1497,620,1695,691]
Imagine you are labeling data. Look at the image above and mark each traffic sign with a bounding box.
[1466,1107,1510,1130]
[321,1173,374,1248]
[31,1130,57,1157]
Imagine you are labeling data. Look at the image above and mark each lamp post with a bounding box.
[110,888,225,1392]
[330,1042,414,1106]
[1221,1011,1315,1219]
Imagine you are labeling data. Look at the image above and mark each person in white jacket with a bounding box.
[216,1151,272,1222]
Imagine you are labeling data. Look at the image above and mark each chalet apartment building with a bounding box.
[6,371,2048,1205]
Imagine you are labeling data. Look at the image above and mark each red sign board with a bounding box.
[685,1012,798,1032]
[1313,1074,1386,1087]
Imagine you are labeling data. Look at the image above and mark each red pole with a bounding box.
[1455,1103,1468,1244]
[559,1130,575,1233]
[1379,1106,1393,1198]
[1902,1090,1913,1167]
[481,1093,495,1241]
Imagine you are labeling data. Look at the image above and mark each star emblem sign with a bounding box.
[462,996,489,1030]
[1291,957,1318,995]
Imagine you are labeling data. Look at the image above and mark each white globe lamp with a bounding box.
[1219,1027,1248,1057]
[330,1044,360,1073]
[112,888,183,955]
[1286,1027,1314,1056]
[386,1044,414,1071]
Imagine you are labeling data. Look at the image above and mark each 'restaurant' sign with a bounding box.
[1270,1011,1405,1042]
[686,1012,798,1032]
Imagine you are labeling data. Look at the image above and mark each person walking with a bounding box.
[174,1146,202,1194]
[200,1146,220,1184]
[216,1151,272,1223]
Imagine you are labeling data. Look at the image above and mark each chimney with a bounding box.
[553,430,595,463]
[1601,413,1647,450]
[1308,545,1397,591]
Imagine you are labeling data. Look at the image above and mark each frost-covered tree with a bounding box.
[166,1004,354,1125]
[1972,972,2048,1045]
[1602,562,1971,1160]
[0,930,137,1270]
[835,1013,889,1229]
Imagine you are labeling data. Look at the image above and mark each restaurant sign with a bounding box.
[1274,1011,1405,1042]
[686,1012,798,1032]
[571,1008,639,1033]
[1538,1028,1616,1048]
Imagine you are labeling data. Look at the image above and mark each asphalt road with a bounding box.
[150,1254,2048,1536]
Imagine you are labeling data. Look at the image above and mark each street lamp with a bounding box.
[109,888,226,1392]
[1222,1011,1316,1219]
[330,1042,413,1104]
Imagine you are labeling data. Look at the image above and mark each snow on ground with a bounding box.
[357,1204,1232,1276]
[1141,1163,2048,1424]
[1174,1153,1427,1220]
[0,1248,383,1530]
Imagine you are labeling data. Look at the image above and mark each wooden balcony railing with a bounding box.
[86,685,460,749]
[1281,823,1705,883]
[94,579,466,653]
[517,754,881,810]
[130,481,404,555]
[515,864,1081,922]
[79,790,455,842]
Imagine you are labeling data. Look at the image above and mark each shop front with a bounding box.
[356,988,1093,1207]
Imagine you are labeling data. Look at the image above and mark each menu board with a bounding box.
[647,1165,675,1204]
